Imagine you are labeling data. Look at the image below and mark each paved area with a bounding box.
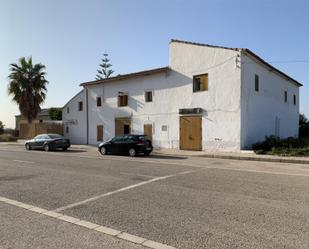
[0,144,309,249]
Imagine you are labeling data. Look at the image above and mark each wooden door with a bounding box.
[97,125,103,141]
[144,124,152,141]
[179,116,202,151]
[115,118,131,136]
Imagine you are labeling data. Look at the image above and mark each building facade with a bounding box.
[63,40,301,151]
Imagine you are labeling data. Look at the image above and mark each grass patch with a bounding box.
[252,136,309,157]
[0,134,18,142]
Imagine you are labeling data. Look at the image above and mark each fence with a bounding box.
[19,122,63,139]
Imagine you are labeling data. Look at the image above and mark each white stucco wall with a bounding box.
[62,89,87,144]
[240,53,300,149]
[86,42,242,151]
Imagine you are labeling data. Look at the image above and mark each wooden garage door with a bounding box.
[97,125,103,141]
[179,116,202,151]
[115,118,131,136]
[144,124,152,141]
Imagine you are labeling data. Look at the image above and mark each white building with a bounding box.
[63,39,301,151]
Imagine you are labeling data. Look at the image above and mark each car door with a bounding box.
[110,137,123,154]
[30,135,41,148]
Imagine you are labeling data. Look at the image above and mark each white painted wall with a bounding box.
[63,41,300,151]
[240,53,299,148]
[62,89,87,144]
[87,42,242,151]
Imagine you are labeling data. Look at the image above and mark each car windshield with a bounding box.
[48,134,64,139]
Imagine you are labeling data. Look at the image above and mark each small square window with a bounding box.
[293,94,296,105]
[39,120,43,123]
[255,74,259,92]
[118,94,128,107]
[67,107,70,114]
[284,91,288,103]
[78,101,83,111]
[145,91,153,102]
[97,97,102,107]
[193,74,208,92]
[161,125,168,131]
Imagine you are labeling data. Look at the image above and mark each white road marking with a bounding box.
[120,172,156,178]
[13,160,35,164]
[54,170,195,212]
[0,196,177,249]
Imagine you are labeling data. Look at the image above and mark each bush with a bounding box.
[0,134,18,142]
[252,136,309,156]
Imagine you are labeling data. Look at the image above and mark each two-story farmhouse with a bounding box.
[63,39,301,151]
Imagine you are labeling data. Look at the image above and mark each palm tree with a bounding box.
[8,57,48,123]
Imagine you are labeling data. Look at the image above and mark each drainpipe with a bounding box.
[86,87,89,145]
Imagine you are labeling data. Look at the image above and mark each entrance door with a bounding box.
[97,125,103,142]
[144,124,152,141]
[115,118,131,136]
[179,116,202,151]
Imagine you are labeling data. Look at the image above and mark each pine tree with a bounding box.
[96,53,114,80]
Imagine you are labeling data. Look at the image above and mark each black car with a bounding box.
[98,135,153,157]
[25,134,70,152]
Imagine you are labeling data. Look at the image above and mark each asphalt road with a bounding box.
[0,144,309,249]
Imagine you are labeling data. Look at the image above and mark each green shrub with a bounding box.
[252,136,309,156]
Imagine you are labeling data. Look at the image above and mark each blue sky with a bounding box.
[1,0,308,128]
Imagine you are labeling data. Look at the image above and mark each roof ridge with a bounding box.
[170,39,241,51]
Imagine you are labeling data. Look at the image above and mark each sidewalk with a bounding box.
[153,148,309,164]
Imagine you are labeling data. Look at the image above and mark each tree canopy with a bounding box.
[96,53,114,80]
[8,57,48,123]
[48,108,62,120]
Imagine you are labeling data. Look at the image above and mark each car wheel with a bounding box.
[44,144,50,152]
[100,146,107,155]
[144,152,151,156]
[128,148,136,157]
[25,143,31,151]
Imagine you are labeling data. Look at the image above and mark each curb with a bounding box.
[152,152,309,165]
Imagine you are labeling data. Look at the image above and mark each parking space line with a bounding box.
[54,170,195,212]
[13,160,35,164]
[0,196,176,249]
[120,172,157,178]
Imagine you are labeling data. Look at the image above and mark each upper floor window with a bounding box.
[118,93,128,107]
[145,91,153,102]
[284,91,288,103]
[255,74,259,92]
[78,101,83,111]
[293,94,296,105]
[193,73,208,92]
[96,97,102,107]
[67,107,70,114]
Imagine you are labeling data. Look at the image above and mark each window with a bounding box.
[255,74,259,92]
[284,91,287,103]
[66,126,69,133]
[193,73,208,92]
[124,124,130,134]
[118,94,128,107]
[145,91,153,102]
[96,97,102,107]
[78,101,83,111]
[67,107,70,113]
[293,94,296,105]
[161,125,168,131]
[39,120,43,123]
